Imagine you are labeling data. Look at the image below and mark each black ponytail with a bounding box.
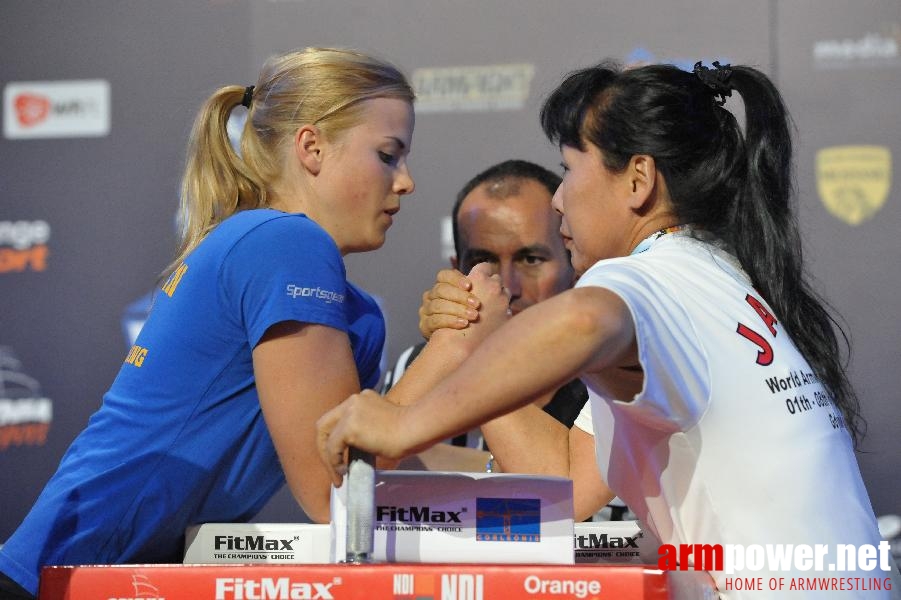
[541,61,864,447]
[727,67,863,447]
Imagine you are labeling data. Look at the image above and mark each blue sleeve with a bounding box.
[220,216,350,348]
[344,286,387,389]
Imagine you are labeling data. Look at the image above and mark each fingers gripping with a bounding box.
[418,270,481,338]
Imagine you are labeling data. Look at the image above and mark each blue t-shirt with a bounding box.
[0,210,385,594]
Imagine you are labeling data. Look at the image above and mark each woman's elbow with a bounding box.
[295,487,333,524]
[301,506,331,525]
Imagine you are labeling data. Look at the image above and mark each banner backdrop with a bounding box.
[1,0,898,536]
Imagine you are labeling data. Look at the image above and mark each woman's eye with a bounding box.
[378,151,398,166]
[559,162,569,174]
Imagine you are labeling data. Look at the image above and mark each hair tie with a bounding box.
[692,61,732,106]
[241,85,255,109]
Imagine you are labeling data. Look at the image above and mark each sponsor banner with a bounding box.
[330,471,573,564]
[816,145,891,225]
[40,563,717,600]
[0,220,51,274]
[3,79,110,139]
[813,26,901,70]
[184,521,661,567]
[184,523,331,564]
[0,346,53,451]
[573,521,661,565]
[412,63,534,113]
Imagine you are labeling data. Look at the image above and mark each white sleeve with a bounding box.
[573,400,594,435]
[576,261,709,432]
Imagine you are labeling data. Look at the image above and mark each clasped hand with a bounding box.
[316,263,510,487]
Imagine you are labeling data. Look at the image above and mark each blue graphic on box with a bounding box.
[475,497,541,542]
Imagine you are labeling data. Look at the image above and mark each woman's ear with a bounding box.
[626,154,657,210]
[294,125,324,176]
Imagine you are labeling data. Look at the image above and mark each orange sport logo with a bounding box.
[0,220,51,274]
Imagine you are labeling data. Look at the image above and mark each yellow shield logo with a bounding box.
[816,145,891,226]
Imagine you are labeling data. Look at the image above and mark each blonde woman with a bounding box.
[0,47,419,598]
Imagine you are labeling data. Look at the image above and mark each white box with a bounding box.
[183,523,330,564]
[573,520,661,564]
[330,471,574,564]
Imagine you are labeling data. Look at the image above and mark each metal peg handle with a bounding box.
[345,446,375,563]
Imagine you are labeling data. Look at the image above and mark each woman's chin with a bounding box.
[345,234,386,255]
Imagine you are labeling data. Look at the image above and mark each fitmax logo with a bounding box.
[575,533,640,549]
[214,577,336,600]
[377,505,464,523]
[213,535,295,551]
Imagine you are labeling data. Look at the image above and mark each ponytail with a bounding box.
[727,67,864,447]
[165,86,266,278]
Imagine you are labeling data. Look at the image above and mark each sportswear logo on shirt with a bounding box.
[124,344,148,367]
[285,284,345,304]
[161,263,188,297]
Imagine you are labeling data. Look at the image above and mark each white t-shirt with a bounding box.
[573,232,888,598]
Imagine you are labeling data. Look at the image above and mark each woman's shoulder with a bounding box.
[215,209,338,252]
[221,209,322,234]
[198,210,345,283]
[579,234,724,279]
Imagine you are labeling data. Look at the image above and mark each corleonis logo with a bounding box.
[14,94,51,127]
[3,80,110,139]
[475,498,540,542]
[0,220,51,274]
[0,347,53,451]
[816,145,892,225]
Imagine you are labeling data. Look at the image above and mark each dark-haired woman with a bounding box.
[318,61,892,598]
